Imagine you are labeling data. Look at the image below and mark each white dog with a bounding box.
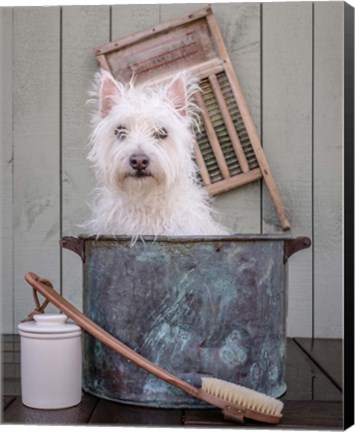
[82,69,229,238]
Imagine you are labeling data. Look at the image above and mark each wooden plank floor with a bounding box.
[2,336,343,428]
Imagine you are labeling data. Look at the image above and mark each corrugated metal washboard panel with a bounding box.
[94,7,290,231]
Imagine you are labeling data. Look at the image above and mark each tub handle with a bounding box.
[60,236,85,262]
[284,236,311,262]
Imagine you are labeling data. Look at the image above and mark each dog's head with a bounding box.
[88,69,201,195]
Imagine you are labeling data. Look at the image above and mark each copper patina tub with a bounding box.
[62,234,311,408]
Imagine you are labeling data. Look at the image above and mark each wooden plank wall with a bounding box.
[0,3,343,338]
[0,7,14,332]
[262,3,314,336]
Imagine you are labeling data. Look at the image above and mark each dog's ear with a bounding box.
[166,75,188,116]
[99,70,122,117]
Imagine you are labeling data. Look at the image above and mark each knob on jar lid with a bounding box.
[33,313,68,326]
[18,313,81,335]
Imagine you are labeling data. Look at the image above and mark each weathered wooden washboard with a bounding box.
[94,7,290,231]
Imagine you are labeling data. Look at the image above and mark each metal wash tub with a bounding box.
[62,234,311,408]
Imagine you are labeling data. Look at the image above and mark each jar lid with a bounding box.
[18,313,81,334]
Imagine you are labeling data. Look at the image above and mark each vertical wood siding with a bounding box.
[0,8,14,330]
[313,2,343,337]
[0,3,344,338]
[61,5,110,310]
[262,3,314,336]
[13,7,61,323]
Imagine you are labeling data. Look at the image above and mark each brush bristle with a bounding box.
[201,377,284,417]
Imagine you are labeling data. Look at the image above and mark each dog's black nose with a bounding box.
[129,154,150,171]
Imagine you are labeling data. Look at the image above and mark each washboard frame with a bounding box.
[94,7,290,231]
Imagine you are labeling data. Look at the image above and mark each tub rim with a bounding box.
[76,233,294,242]
[61,234,311,263]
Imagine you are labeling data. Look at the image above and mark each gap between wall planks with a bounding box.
[1,3,343,339]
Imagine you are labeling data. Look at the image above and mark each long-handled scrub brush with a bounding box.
[24,271,284,425]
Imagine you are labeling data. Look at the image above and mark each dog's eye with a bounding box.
[115,126,127,140]
[153,128,168,140]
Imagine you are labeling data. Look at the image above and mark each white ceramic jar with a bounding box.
[18,313,82,409]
